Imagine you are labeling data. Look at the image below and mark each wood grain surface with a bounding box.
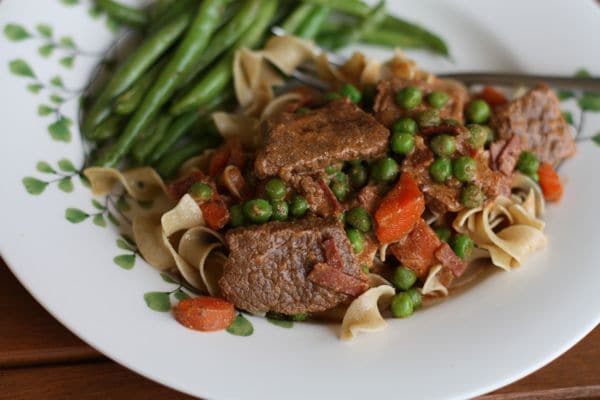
[0,260,598,399]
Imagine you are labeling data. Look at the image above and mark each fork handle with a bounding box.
[437,72,600,91]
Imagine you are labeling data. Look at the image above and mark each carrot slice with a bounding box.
[538,162,563,202]
[374,172,425,243]
[480,86,508,108]
[200,200,230,230]
[173,297,236,332]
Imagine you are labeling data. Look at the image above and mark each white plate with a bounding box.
[1,1,599,399]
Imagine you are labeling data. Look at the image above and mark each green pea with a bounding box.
[443,118,460,126]
[371,157,399,183]
[484,126,495,146]
[325,92,341,101]
[290,195,308,217]
[391,292,414,318]
[427,91,449,109]
[330,172,349,201]
[434,227,452,243]
[265,178,287,201]
[417,109,441,128]
[243,199,273,224]
[392,117,418,134]
[453,156,477,182]
[361,264,370,274]
[229,204,245,227]
[340,83,362,104]
[531,173,539,183]
[396,86,422,110]
[452,233,474,259]
[430,134,456,157]
[271,200,289,221]
[460,184,484,209]
[405,288,422,309]
[391,132,415,155]
[429,157,452,183]
[291,313,309,321]
[392,266,417,290]
[466,99,491,124]
[348,163,368,188]
[346,207,372,233]
[325,163,343,174]
[467,124,488,149]
[188,182,213,201]
[346,228,365,254]
[517,151,539,176]
[295,107,310,115]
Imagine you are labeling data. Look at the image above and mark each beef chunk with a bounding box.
[219,217,366,315]
[389,219,441,278]
[490,84,576,166]
[289,175,342,218]
[373,77,469,128]
[490,135,522,175]
[255,98,389,180]
[402,130,511,214]
[356,183,383,214]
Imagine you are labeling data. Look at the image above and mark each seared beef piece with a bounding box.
[389,219,441,278]
[219,217,367,315]
[355,234,379,271]
[435,243,467,277]
[489,135,522,175]
[255,98,389,180]
[373,78,469,128]
[308,263,369,296]
[291,175,342,217]
[402,130,511,214]
[490,84,576,166]
[356,183,383,214]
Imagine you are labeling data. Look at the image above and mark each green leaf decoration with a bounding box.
[65,208,89,223]
[116,238,133,251]
[59,56,75,69]
[562,111,574,125]
[50,94,64,104]
[88,6,103,18]
[27,83,43,94]
[22,177,48,195]
[38,44,55,58]
[59,36,76,49]
[38,104,54,116]
[93,214,106,227]
[592,132,600,146]
[105,16,121,33]
[36,161,55,174]
[160,273,177,284]
[58,158,76,172]
[578,94,600,112]
[60,0,80,5]
[79,174,91,188]
[116,196,130,212]
[557,90,574,101]
[174,290,191,301]
[4,24,30,41]
[114,254,135,270]
[575,68,591,78]
[107,212,120,227]
[9,59,35,78]
[144,291,171,312]
[267,317,293,328]
[36,24,53,38]
[48,117,71,142]
[226,314,254,337]
[50,76,65,88]
[91,199,105,210]
[58,177,74,193]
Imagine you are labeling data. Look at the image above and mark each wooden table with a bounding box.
[0,259,598,399]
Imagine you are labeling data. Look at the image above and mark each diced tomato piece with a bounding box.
[374,172,425,243]
[480,86,508,108]
[538,162,563,202]
[200,200,230,230]
[173,297,236,332]
[389,219,441,278]
[208,138,246,177]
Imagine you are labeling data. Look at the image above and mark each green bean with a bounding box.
[96,0,148,28]
[281,3,316,34]
[170,0,278,116]
[381,16,449,56]
[327,1,386,50]
[295,5,331,39]
[361,29,426,49]
[88,115,122,141]
[113,60,162,116]
[148,0,195,33]
[304,0,369,16]
[148,0,176,23]
[95,0,229,167]
[82,12,192,137]
[177,0,262,90]
[131,114,173,164]
[156,135,222,178]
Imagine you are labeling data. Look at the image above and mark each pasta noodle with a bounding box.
[421,264,449,296]
[84,167,166,201]
[340,285,395,341]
